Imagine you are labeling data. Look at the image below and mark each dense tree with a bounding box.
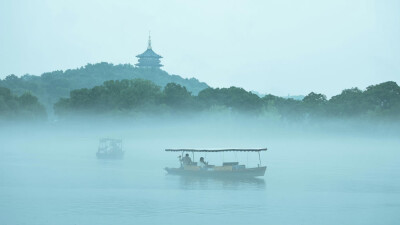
[198,87,262,113]
[49,79,400,121]
[0,87,47,121]
[0,62,209,112]
[262,82,400,121]
[363,81,400,118]
[302,92,327,118]
[327,88,365,117]
[262,95,304,120]
[54,79,164,115]
[163,83,194,111]
[4,61,399,122]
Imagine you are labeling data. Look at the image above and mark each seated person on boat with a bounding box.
[199,157,208,169]
[180,154,192,166]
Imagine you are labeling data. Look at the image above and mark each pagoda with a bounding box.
[135,34,163,69]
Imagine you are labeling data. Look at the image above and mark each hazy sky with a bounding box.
[0,0,399,96]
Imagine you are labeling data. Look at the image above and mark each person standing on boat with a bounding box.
[181,154,192,166]
[178,155,183,167]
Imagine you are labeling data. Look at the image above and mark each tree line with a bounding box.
[0,87,47,121]
[1,77,399,121]
[0,62,208,111]
[53,79,400,121]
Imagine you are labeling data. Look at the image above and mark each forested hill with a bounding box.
[0,62,209,110]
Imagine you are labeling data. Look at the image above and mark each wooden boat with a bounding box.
[96,138,124,159]
[164,148,267,178]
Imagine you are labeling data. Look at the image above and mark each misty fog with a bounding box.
[1,0,400,224]
[1,116,399,225]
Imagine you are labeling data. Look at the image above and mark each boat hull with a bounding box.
[96,151,124,159]
[165,166,266,178]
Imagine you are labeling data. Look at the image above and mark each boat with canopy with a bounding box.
[164,148,267,177]
[96,138,124,159]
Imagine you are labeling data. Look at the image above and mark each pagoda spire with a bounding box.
[135,33,163,69]
[147,31,152,50]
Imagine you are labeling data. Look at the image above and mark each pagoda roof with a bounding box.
[136,48,162,58]
[135,62,163,67]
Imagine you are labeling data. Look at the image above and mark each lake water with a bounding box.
[1,122,400,225]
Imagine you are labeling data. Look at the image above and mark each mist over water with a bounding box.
[1,117,399,225]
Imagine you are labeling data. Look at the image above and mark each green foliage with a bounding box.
[54,79,164,115]
[0,63,209,111]
[364,82,400,115]
[262,95,303,120]
[328,88,365,117]
[324,82,400,119]
[263,82,400,121]
[198,87,262,113]
[163,83,195,111]
[5,61,398,122]
[54,79,400,121]
[0,87,47,121]
[302,92,327,118]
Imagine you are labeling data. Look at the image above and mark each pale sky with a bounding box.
[0,0,399,96]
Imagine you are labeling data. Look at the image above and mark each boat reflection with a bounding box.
[174,175,266,190]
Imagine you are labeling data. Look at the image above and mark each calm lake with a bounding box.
[1,121,399,225]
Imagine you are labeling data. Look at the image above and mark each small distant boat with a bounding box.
[96,138,124,159]
[164,148,267,178]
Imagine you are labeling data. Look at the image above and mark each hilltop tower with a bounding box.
[135,34,163,69]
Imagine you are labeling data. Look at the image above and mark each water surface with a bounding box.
[1,123,399,225]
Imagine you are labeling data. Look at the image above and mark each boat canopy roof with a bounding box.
[165,148,267,153]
